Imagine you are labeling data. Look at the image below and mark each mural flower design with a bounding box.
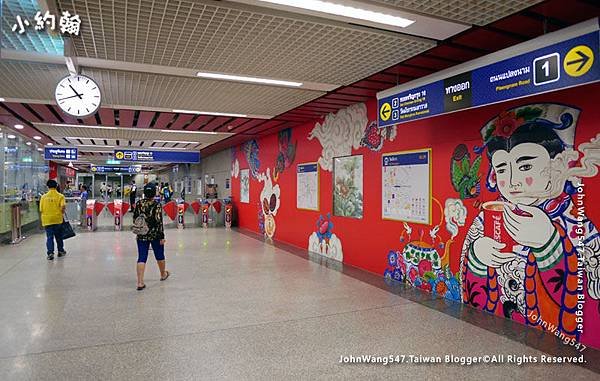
[494,111,524,138]
[308,213,343,262]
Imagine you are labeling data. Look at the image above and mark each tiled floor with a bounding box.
[0,227,597,380]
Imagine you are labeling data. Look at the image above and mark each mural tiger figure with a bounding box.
[460,103,600,348]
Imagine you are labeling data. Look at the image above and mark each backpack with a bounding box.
[132,202,150,235]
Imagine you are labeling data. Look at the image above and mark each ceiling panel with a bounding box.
[55,0,435,86]
[35,123,233,149]
[0,61,326,116]
[369,0,544,26]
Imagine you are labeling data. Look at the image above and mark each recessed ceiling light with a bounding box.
[7,134,16,139]
[173,109,247,118]
[46,143,53,146]
[195,72,302,87]
[258,0,415,28]
[14,124,24,130]
[37,148,43,151]
[26,141,32,146]
[0,97,5,102]
[33,136,42,140]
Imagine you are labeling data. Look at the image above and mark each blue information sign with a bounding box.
[44,147,78,161]
[90,165,142,174]
[378,29,599,127]
[297,163,318,173]
[114,149,200,163]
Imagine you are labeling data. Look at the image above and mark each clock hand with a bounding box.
[58,94,83,101]
[69,85,83,99]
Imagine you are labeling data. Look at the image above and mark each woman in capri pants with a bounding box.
[133,183,170,290]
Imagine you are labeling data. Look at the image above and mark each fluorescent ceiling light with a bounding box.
[33,135,42,140]
[73,144,116,148]
[14,124,24,130]
[7,134,16,139]
[0,97,5,102]
[258,0,414,28]
[173,109,247,118]
[26,142,32,146]
[159,129,218,135]
[51,123,118,130]
[37,148,43,151]
[46,143,53,146]
[195,72,302,87]
[153,140,197,144]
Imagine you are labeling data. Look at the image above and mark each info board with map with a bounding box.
[297,163,319,211]
[382,149,431,224]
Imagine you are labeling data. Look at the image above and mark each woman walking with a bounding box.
[132,183,170,290]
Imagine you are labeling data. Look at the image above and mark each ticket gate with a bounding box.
[201,201,210,228]
[176,202,189,229]
[107,200,130,231]
[85,200,105,231]
[224,200,233,229]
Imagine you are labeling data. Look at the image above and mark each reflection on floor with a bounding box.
[0,228,598,379]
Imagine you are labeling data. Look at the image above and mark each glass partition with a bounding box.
[0,131,47,234]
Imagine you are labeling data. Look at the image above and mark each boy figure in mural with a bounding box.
[460,103,600,346]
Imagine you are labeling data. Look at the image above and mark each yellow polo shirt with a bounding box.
[39,189,65,226]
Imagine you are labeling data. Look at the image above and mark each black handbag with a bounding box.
[60,215,76,240]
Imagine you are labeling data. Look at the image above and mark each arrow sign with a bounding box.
[566,50,591,72]
[379,102,391,121]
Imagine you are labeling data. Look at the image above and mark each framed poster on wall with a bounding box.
[297,162,319,211]
[240,169,250,203]
[333,155,363,218]
[382,148,432,225]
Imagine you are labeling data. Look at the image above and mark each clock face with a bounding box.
[55,75,101,117]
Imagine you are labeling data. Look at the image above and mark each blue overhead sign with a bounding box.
[90,165,142,174]
[378,24,600,127]
[114,149,200,163]
[44,147,78,161]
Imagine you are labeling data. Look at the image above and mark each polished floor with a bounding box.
[0,228,598,380]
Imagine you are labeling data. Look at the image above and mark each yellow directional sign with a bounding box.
[380,102,392,121]
[564,45,594,77]
[115,151,125,160]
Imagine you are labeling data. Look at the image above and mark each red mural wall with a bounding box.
[231,83,600,349]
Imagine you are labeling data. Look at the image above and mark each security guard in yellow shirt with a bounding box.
[39,180,67,260]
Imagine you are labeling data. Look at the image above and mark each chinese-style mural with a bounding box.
[231,84,600,349]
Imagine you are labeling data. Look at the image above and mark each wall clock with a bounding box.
[54,75,101,117]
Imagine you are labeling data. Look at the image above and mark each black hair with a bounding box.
[143,184,157,199]
[486,120,565,160]
[82,185,87,191]
[47,179,58,188]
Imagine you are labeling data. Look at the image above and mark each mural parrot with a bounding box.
[450,144,482,199]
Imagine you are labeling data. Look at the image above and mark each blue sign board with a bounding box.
[114,149,200,163]
[90,165,142,174]
[297,163,318,173]
[44,147,78,161]
[382,151,429,167]
[378,30,599,127]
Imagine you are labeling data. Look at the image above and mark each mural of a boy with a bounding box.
[460,103,600,347]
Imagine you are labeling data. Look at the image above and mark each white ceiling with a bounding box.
[34,122,232,152]
[0,0,547,142]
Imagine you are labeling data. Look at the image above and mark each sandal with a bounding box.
[136,284,146,291]
[160,271,170,281]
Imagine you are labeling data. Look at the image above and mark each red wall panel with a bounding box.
[231,83,600,349]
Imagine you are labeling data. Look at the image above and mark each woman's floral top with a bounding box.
[133,198,164,241]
